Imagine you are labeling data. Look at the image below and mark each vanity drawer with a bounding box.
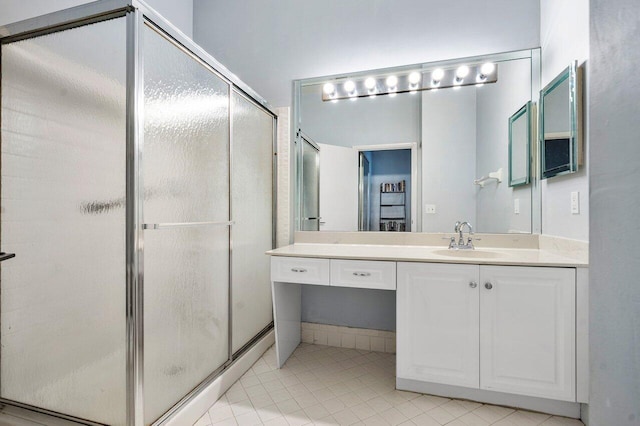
[330,259,396,290]
[271,257,330,285]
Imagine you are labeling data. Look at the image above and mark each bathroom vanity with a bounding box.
[268,232,588,417]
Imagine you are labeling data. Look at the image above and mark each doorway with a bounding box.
[356,143,418,232]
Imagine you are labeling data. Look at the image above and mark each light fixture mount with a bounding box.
[321,63,498,102]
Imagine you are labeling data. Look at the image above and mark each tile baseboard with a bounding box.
[301,321,396,353]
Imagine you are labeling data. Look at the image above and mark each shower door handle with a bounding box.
[0,252,16,262]
[143,221,234,230]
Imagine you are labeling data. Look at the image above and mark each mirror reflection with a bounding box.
[509,102,533,187]
[296,51,538,234]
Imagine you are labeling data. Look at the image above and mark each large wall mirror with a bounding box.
[294,49,541,234]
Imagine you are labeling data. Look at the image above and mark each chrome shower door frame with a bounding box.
[0,1,278,425]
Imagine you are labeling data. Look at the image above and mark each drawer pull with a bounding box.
[291,267,307,273]
[353,272,371,277]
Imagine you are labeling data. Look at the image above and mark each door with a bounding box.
[142,25,231,424]
[318,143,358,231]
[480,265,575,401]
[358,153,371,231]
[397,262,480,388]
[0,18,128,425]
[230,90,275,353]
[300,135,320,231]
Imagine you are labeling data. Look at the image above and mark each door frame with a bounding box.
[353,142,419,232]
[358,152,371,231]
[297,132,321,231]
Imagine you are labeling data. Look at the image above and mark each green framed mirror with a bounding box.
[540,61,583,179]
[508,101,533,187]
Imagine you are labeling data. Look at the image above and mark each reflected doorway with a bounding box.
[357,147,414,232]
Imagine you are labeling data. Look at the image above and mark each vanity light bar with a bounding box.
[322,63,498,101]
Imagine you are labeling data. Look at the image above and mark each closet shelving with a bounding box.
[379,180,407,232]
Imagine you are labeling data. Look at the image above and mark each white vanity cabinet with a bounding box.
[397,263,480,389]
[397,262,576,402]
[480,265,575,401]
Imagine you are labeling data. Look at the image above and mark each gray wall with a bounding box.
[302,286,396,331]
[540,0,589,241]
[421,86,477,232]
[475,58,533,234]
[589,1,640,425]
[194,0,540,107]
[0,0,194,37]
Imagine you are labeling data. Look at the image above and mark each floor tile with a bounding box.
[540,416,585,426]
[193,343,584,426]
[194,412,212,426]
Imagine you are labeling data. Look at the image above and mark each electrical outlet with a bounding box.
[514,198,520,214]
[571,192,580,214]
[425,204,436,214]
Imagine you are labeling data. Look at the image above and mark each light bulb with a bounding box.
[480,62,495,76]
[408,72,421,85]
[343,80,356,94]
[323,83,335,95]
[431,68,445,82]
[364,77,376,90]
[386,75,398,89]
[456,65,470,79]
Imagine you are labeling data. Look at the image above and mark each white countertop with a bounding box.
[267,243,588,268]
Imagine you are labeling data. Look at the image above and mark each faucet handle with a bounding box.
[448,236,456,249]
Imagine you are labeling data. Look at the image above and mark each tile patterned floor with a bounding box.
[194,344,584,426]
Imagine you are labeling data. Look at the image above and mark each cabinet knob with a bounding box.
[484,282,493,290]
[469,281,477,288]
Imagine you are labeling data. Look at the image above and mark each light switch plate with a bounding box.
[425,204,436,214]
[571,191,580,214]
[514,198,520,214]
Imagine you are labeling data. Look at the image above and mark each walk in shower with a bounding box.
[0,1,276,425]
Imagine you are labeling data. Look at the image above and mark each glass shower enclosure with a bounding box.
[0,1,276,425]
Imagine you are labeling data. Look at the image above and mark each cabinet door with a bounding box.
[480,266,575,401]
[397,262,480,388]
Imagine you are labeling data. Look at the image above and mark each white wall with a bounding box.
[421,87,477,232]
[476,58,533,233]
[300,84,420,147]
[540,0,589,240]
[0,0,194,37]
[194,0,540,108]
[589,1,640,425]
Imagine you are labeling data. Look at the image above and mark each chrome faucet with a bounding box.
[449,221,475,250]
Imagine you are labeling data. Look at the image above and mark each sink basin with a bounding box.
[432,249,503,259]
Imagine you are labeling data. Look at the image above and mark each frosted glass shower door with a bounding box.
[0,19,127,425]
[142,24,231,424]
[231,91,274,353]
